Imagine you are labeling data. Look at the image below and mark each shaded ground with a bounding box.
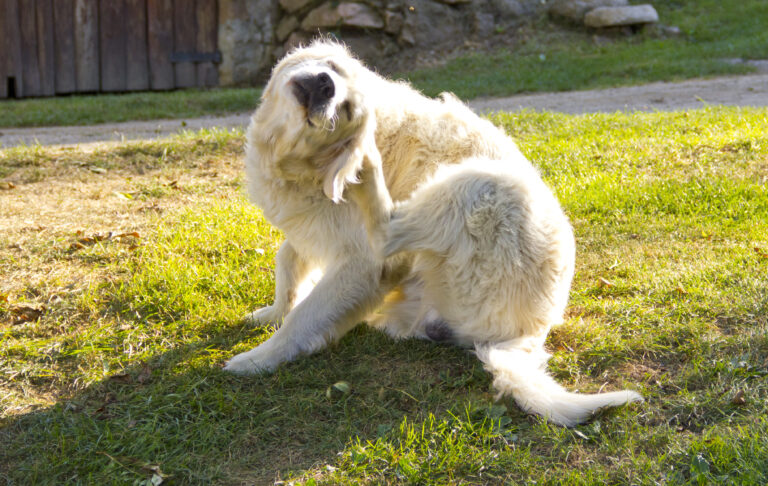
[1,73,767,149]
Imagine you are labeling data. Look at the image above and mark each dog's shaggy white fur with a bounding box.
[224,40,642,426]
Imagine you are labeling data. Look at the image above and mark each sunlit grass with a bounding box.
[1,1,767,129]
[1,107,767,484]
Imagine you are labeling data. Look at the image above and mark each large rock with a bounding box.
[301,2,384,30]
[218,0,277,86]
[279,0,313,14]
[399,0,468,47]
[584,4,659,27]
[548,0,628,23]
[490,0,529,18]
[473,11,496,34]
[383,10,404,34]
[491,0,549,17]
[276,15,299,41]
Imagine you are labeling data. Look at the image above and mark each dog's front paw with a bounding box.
[243,305,283,327]
[224,337,293,375]
[223,347,277,375]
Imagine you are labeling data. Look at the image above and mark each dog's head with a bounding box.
[251,39,378,202]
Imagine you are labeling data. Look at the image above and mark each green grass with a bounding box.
[1,0,767,128]
[404,0,768,98]
[0,88,260,128]
[2,107,768,484]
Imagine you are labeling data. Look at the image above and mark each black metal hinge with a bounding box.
[170,51,222,63]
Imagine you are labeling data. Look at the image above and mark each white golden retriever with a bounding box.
[224,40,642,426]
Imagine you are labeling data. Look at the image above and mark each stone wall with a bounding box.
[216,0,546,86]
[218,0,279,86]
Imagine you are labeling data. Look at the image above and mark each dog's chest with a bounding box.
[257,181,367,262]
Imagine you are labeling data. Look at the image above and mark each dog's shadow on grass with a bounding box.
[1,322,503,484]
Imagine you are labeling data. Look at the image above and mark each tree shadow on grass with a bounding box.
[0,321,491,485]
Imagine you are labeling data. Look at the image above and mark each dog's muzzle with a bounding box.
[291,72,335,115]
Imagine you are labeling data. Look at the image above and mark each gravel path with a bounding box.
[2,73,767,149]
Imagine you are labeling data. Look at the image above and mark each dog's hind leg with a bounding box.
[243,241,312,327]
[368,274,426,339]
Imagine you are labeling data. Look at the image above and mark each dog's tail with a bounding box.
[475,341,642,427]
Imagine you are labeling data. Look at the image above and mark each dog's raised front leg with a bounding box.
[225,255,389,374]
[347,151,393,258]
[244,241,310,327]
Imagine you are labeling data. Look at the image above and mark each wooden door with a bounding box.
[0,0,220,98]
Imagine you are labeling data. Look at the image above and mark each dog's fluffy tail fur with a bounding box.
[475,342,643,427]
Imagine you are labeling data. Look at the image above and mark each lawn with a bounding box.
[1,0,766,128]
[405,0,768,99]
[1,107,767,484]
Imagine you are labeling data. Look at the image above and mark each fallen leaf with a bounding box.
[572,429,589,440]
[139,203,163,213]
[163,180,178,187]
[89,166,107,174]
[326,381,351,400]
[675,286,688,295]
[0,181,16,190]
[754,247,768,259]
[9,303,46,323]
[731,390,746,405]
[598,277,614,288]
[116,231,141,239]
[137,364,152,384]
[108,373,133,384]
[69,241,86,250]
[113,191,133,200]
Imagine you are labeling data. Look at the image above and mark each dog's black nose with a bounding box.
[291,72,335,110]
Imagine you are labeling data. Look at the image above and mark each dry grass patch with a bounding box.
[1,129,243,415]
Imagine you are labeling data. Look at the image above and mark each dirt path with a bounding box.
[2,73,767,149]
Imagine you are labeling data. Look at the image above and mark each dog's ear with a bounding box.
[322,116,378,203]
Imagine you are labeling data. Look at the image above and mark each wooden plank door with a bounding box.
[125,0,149,91]
[0,1,5,98]
[53,0,76,94]
[19,0,42,96]
[195,0,218,87]
[3,0,221,97]
[74,0,98,92]
[147,0,174,90]
[1,0,25,98]
[99,0,126,91]
[173,0,196,88]
[35,0,55,95]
